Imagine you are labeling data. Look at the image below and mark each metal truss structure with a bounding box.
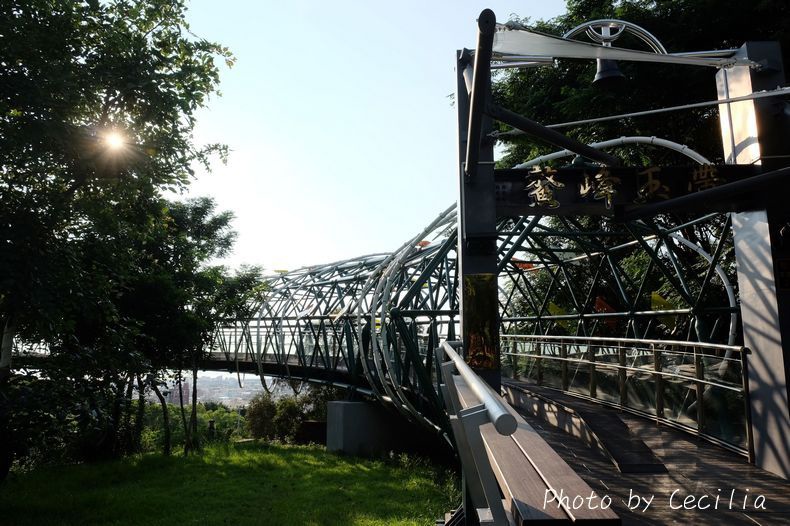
[212,14,790,480]
[214,203,739,434]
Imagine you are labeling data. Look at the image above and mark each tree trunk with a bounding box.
[188,356,201,453]
[177,371,190,454]
[121,373,135,453]
[108,374,126,457]
[0,317,15,381]
[0,372,13,481]
[151,381,171,456]
[132,374,146,453]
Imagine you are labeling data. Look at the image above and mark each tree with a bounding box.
[0,0,232,477]
[0,0,231,376]
[246,392,277,440]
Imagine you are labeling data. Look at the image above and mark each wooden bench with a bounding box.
[448,374,620,525]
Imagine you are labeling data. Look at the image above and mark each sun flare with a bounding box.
[104,131,126,150]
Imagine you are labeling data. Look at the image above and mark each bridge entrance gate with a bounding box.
[456,10,790,480]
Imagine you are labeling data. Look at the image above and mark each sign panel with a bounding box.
[494,165,763,216]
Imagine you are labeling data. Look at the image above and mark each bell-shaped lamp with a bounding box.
[593,58,625,85]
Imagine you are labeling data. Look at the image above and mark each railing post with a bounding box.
[618,343,627,406]
[695,350,705,433]
[740,349,756,464]
[536,340,543,385]
[560,342,569,390]
[653,345,664,420]
[589,343,597,398]
[510,340,518,379]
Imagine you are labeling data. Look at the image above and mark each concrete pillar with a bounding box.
[717,42,790,479]
[326,401,397,457]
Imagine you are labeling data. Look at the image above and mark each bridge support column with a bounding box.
[326,401,397,457]
[717,42,790,479]
[456,9,501,392]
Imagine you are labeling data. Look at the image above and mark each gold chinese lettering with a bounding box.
[579,173,595,197]
[689,164,723,192]
[526,167,565,208]
[637,167,670,202]
[593,169,621,209]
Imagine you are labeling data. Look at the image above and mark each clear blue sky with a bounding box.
[183,1,567,271]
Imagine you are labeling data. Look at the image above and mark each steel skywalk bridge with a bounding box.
[209,197,751,446]
[202,13,790,523]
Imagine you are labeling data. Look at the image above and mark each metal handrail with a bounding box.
[502,333,746,353]
[441,341,517,435]
[501,333,753,457]
[502,352,743,392]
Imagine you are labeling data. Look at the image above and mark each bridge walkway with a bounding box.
[507,384,790,525]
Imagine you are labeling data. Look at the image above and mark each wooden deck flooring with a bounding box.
[507,387,790,525]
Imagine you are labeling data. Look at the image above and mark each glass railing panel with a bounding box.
[567,358,591,396]
[661,376,696,427]
[594,363,620,403]
[624,367,656,414]
[541,356,564,389]
[519,355,539,383]
[498,336,749,453]
[701,385,748,449]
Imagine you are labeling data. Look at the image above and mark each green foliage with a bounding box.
[0,0,274,471]
[272,396,305,442]
[301,385,345,421]
[141,401,246,452]
[0,0,246,474]
[0,442,459,526]
[246,392,277,440]
[0,0,233,347]
[246,385,346,443]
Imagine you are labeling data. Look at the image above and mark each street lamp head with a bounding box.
[563,19,668,87]
[593,58,625,86]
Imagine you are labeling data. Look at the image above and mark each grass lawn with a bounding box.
[0,442,458,525]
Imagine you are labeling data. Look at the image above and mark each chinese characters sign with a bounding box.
[493,165,761,216]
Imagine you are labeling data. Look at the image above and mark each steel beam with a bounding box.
[457,9,501,390]
[718,42,790,479]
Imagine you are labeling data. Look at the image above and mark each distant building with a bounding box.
[166,380,190,404]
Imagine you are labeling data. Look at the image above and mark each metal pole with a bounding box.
[654,346,664,420]
[589,343,597,398]
[457,9,501,391]
[486,103,621,167]
[464,9,496,181]
[619,343,627,405]
[695,352,705,432]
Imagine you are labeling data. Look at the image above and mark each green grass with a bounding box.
[0,442,458,525]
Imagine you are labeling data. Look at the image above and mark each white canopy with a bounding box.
[492,25,750,68]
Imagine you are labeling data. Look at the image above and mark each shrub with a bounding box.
[246,392,277,440]
[300,385,344,420]
[272,396,304,442]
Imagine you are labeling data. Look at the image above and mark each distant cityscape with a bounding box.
[154,373,298,407]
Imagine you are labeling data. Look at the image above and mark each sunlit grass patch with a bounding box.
[0,442,458,526]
